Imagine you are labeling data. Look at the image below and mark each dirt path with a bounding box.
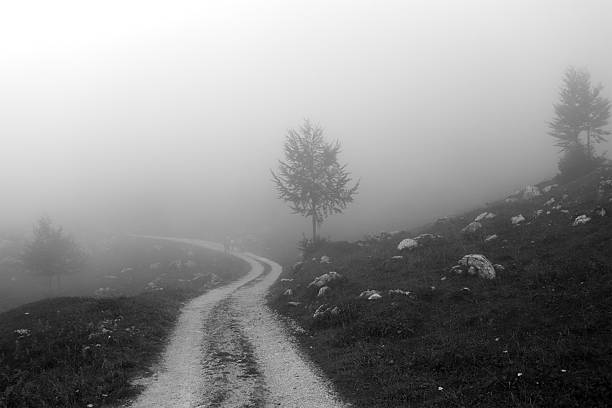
[126,238,347,408]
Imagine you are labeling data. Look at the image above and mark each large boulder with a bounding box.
[455,254,496,279]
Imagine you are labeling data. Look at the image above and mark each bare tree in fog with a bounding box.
[22,217,84,291]
[271,119,359,243]
[549,67,611,179]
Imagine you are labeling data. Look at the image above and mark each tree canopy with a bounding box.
[22,217,84,289]
[271,120,359,242]
[549,67,611,156]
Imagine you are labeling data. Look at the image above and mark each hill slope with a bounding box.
[269,166,612,407]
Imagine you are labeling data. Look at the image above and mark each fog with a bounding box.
[1,0,611,246]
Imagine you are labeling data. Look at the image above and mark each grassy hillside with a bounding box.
[0,238,248,408]
[269,166,612,407]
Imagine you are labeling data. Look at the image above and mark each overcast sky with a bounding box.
[1,0,611,242]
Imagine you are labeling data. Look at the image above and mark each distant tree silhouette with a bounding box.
[549,67,610,158]
[271,120,359,243]
[22,217,84,291]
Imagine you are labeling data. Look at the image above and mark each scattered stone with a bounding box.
[308,271,343,288]
[456,254,496,279]
[511,214,525,225]
[368,293,382,300]
[544,197,556,206]
[320,255,331,264]
[317,286,331,297]
[475,212,496,222]
[388,289,412,296]
[594,207,607,217]
[450,265,463,274]
[280,278,294,282]
[287,301,301,307]
[572,215,591,226]
[313,304,331,319]
[330,306,340,316]
[535,209,544,217]
[359,289,380,299]
[461,221,482,234]
[391,255,403,260]
[460,287,471,292]
[283,288,293,296]
[484,234,498,242]
[522,185,542,200]
[542,184,558,193]
[493,264,505,272]
[397,238,418,251]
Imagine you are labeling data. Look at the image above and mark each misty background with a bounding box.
[1,0,611,247]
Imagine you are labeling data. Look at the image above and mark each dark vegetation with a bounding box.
[269,166,612,407]
[0,237,248,408]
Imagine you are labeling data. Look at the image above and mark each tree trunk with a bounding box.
[587,127,592,160]
[311,200,317,243]
[312,214,317,243]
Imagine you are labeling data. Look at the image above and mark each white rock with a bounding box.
[457,254,496,279]
[484,234,498,242]
[397,238,418,251]
[391,255,403,260]
[320,255,331,264]
[283,288,293,296]
[572,215,591,226]
[511,214,525,225]
[388,289,411,296]
[280,278,294,282]
[535,209,544,217]
[522,185,542,200]
[308,271,343,288]
[330,306,340,316]
[544,197,556,206]
[313,304,331,319]
[368,293,382,300]
[475,212,496,222]
[461,221,482,233]
[359,289,380,299]
[542,184,558,193]
[317,286,331,297]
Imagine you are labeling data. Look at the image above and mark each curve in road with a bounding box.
[126,237,347,408]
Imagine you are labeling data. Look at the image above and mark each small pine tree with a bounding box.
[549,67,611,158]
[22,217,84,291]
[271,120,359,243]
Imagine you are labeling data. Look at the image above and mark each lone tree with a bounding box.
[272,120,359,243]
[22,217,84,291]
[549,67,610,158]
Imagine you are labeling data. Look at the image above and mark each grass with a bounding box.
[0,238,249,408]
[269,166,612,407]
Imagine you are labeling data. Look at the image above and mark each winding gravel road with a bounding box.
[126,237,347,408]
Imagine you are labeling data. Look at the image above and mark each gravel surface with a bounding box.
[125,238,347,408]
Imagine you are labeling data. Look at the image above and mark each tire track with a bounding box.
[126,237,347,408]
